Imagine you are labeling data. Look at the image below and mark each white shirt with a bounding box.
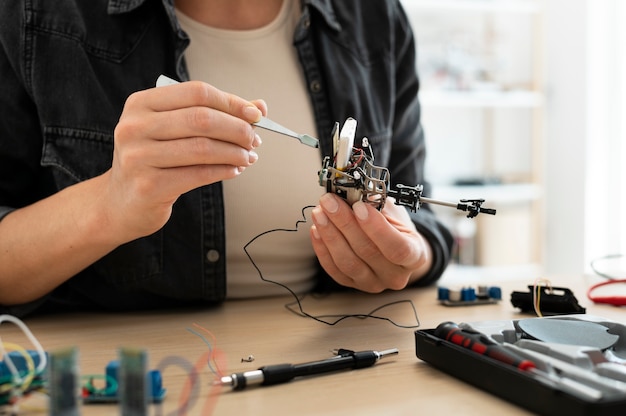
[176,0,323,298]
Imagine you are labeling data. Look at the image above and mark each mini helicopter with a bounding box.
[317,118,496,218]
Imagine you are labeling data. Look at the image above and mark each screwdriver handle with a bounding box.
[435,321,535,371]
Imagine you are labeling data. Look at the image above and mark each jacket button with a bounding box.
[310,80,322,93]
[206,249,220,263]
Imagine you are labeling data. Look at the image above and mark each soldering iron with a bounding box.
[219,348,398,390]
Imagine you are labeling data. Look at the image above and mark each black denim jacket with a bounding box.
[0,0,453,315]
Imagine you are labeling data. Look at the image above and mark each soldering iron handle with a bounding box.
[261,352,378,386]
[259,364,298,385]
[259,358,350,386]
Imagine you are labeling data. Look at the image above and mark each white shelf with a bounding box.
[404,0,545,269]
[420,90,544,108]
[402,0,542,13]
[439,263,542,286]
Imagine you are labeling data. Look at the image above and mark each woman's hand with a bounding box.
[310,193,433,292]
[0,80,268,303]
[103,81,266,241]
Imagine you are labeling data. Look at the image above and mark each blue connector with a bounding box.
[82,359,166,404]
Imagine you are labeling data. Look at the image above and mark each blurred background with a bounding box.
[400,0,626,282]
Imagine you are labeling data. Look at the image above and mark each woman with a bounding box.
[0,0,453,316]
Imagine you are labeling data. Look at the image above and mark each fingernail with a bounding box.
[252,133,262,148]
[244,106,261,122]
[320,194,339,214]
[237,166,246,174]
[249,150,258,164]
[311,226,321,240]
[353,201,369,221]
[312,207,328,226]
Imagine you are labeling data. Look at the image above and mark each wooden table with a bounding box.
[3,274,625,415]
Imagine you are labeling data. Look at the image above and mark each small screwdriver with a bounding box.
[434,321,535,371]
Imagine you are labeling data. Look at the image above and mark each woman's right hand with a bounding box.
[103,80,266,241]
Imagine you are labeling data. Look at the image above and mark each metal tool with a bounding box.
[155,75,319,149]
[253,116,319,148]
[219,347,398,390]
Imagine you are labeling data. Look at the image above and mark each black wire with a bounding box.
[243,205,421,329]
[284,295,420,329]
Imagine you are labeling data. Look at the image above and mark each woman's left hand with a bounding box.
[310,193,432,293]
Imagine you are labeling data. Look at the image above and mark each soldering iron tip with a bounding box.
[378,348,400,359]
[218,376,233,386]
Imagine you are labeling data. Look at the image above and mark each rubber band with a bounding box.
[532,278,552,317]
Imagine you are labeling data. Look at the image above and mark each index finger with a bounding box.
[152,76,262,123]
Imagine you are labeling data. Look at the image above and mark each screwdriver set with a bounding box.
[415,315,626,416]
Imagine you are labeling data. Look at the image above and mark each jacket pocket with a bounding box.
[41,126,113,186]
[41,125,165,288]
[27,0,155,63]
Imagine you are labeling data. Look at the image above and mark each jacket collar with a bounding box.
[107,0,341,31]
[107,0,163,14]
[303,0,341,31]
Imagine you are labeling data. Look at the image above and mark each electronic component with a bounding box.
[0,350,47,407]
[0,349,46,386]
[1,315,169,413]
[119,347,149,416]
[438,285,502,306]
[318,118,496,218]
[82,350,166,405]
[335,117,357,169]
[48,347,80,416]
[510,285,586,315]
[0,314,49,412]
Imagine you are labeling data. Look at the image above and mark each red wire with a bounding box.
[587,279,626,306]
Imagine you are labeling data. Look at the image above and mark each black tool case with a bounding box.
[415,321,626,416]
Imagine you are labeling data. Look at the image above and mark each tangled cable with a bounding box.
[0,315,48,413]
